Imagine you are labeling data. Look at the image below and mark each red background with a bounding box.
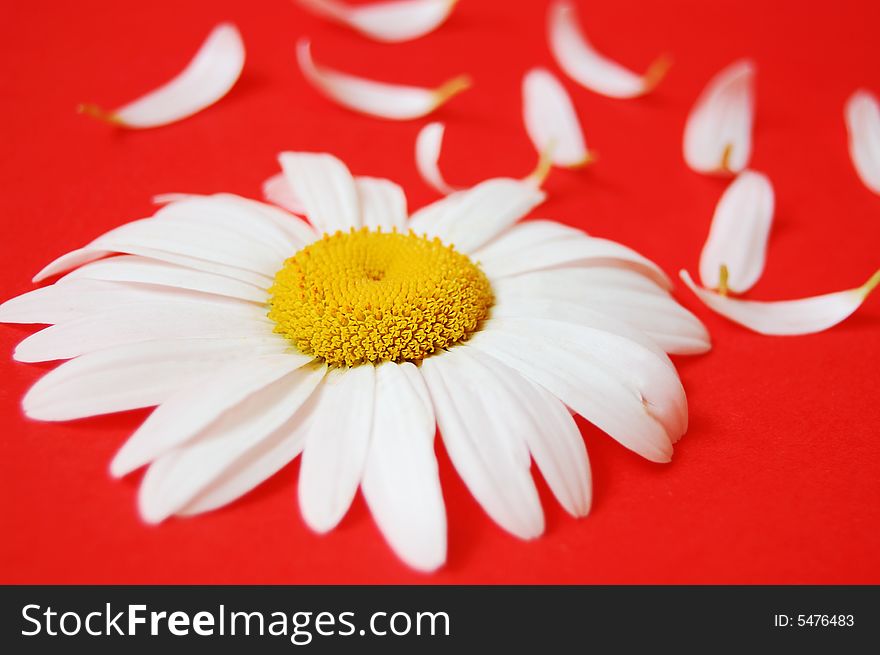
[2,0,879,584]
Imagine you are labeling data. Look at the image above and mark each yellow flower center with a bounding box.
[268,228,494,367]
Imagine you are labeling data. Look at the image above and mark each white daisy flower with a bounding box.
[0,152,709,572]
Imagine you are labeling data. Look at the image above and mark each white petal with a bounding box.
[699,170,774,293]
[298,0,458,43]
[59,256,267,302]
[845,89,880,195]
[683,59,755,174]
[356,177,408,231]
[468,318,685,461]
[278,151,361,234]
[522,67,591,167]
[33,217,282,283]
[0,278,260,325]
[493,276,711,355]
[408,178,545,252]
[79,23,244,129]
[415,122,458,195]
[34,245,272,288]
[488,356,591,517]
[680,269,880,336]
[262,173,307,214]
[547,0,669,99]
[138,364,325,523]
[111,353,311,477]
[298,365,376,533]
[23,337,287,421]
[153,195,304,253]
[421,348,545,539]
[297,39,470,121]
[179,371,326,516]
[14,298,271,362]
[362,362,446,572]
[473,220,671,288]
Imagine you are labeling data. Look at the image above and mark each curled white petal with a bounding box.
[296,39,470,120]
[262,173,307,214]
[298,0,458,43]
[522,68,591,168]
[680,269,880,335]
[547,0,669,99]
[79,23,245,129]
[415,122,458,194]
[699,170,774,293]
[845,89,880,195]
[683,59,755,174]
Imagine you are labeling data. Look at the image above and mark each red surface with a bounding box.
[1,0,879,584]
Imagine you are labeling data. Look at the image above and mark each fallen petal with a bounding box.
[699,170,774,293]
[683,59,755,174]
[415,122,458,194]
[298,0,458,43]
[79,23,245,129]
[845,89,880,195]
[297,39,470,120]
[522,67,591,168]
[680,269,880,335]
[547,0,670,99]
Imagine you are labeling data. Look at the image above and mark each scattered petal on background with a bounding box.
[547,0,670,98]
[415,122,458,194]
[683,59,755,174]
[298,0,458,43]
[699,170,774,293]
[845,89,880,195]
[78,23,245,129]
[522,67,591,167]
[680,269,880,335]
[297,39,470,120]
[262,173,307,214]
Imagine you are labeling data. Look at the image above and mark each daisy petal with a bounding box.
[408,178,545,252]
[474,220,671,288]
[483,355,592,517]
[23,337,286,421]
[79,23,245,129]
[298,365,376,533]
[699,170,774,293]
[845,89,880,195]
[278,151,361,234]
[522,68,591,167]
[362,362,446,572]
[111,353,311,478]
[34,217,282,282]
[60,256,267,302]
[415,122,458,195]
[14,298,271,363]
[262,173,307,214]
[297,39,470,120]
[0,279,261,326]
[179,372,326,516]
[153,195,304,253]
[680,269,880,335]
[138,364,326,523]
[683,59,756,175]
[493,276,711,355]
[356,177,408,231]
[298,0,458,43]
[421,348,544,539]
[469,318,684,461]
[547,0,669,99]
